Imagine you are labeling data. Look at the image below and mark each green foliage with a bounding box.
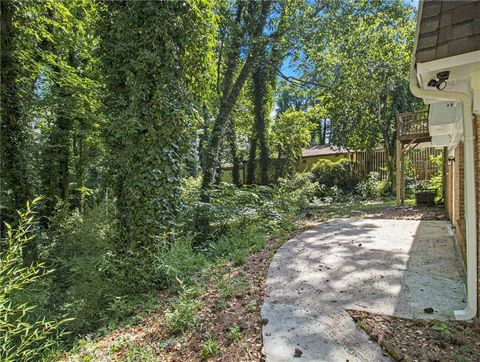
[356,172,391,200]
[41,201,119,334]
[287,0,420,180]
[431,321,451,334]
[0,198,69,361]
[122,344,157,362]
[165,282,203,335]
[98,0,217,245]
[155,235,208,288]
[310,158,360,191]
[270,110,316,176]
[216,274,247,300]
[274,172,318,213]
[210,225,265,266]
[427,154,443,198]
[200,333,221,360]
[1,0,410,357]
[227,324,242,342]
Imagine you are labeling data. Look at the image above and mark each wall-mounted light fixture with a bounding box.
[427,71,450,90]
[447,157,455,166]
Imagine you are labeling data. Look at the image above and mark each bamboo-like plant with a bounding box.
[0,197,70,361]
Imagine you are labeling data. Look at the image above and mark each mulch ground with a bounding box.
[69,204,478,362]
[68,219,317,362]
[347,310,480,362]
[363,204,449,221]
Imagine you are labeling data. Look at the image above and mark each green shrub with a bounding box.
[209,225,265,265]
[155,234,207,288]
[165,282,203,335]
[0,198,69,361]
[227,324,241,342]
[200,333,221,360]
[42,201,119,334]
[427,154,443,199]
[310,158,360,191]
[355,172,389,200]
[274,172,318,212]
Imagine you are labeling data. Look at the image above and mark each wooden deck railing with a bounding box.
[397,111,430,141]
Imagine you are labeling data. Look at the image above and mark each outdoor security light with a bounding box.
[427,70,450,90]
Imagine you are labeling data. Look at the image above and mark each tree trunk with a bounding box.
[228,124,241,186]
[201,0,272,198]
[251,63,270,185]
[246,134,257,184]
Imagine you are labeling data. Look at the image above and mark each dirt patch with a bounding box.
[364,204,448,220]
[347,310,480,362]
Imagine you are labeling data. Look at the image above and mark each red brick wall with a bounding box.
[451,142,467,261]
[444,115,480,322]
[446,163,452,219]
[474,115,480,322]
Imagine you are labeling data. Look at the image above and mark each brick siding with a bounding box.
[444,115,480,322]
[475,115,480,322]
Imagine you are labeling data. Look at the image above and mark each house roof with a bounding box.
[415,1,480,63]
[301,145,349,157]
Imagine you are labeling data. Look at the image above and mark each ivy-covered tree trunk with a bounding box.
[99,1,215,246]
[227,124,241,186]
[251,62,272,185]
[0,1,32,225]
[246,134,257,184]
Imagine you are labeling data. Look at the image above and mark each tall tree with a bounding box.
[31,1,102,216]
[0,1,32,226]
[201,0,272,196]
[298,0,420,184]
[248,59,275,185]
[98,0,216,246]
[270,109,316,178]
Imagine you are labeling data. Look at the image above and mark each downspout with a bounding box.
[409,69,477,320]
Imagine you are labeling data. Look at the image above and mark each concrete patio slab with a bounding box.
[262,218,466,361]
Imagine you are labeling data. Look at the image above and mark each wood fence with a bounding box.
[351,147,442,181]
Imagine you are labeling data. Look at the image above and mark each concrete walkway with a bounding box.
[262,218,466,361]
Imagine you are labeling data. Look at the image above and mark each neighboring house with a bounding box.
[220,145,349,185]
[296,145,349,172]
[409,0,480,322]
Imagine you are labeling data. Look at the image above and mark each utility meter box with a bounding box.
[428,101,462,136]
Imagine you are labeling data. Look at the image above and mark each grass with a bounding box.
[122,344,157,362]
[227,324,242,342]
[431,321,451,335]
[200,334,221,360]
[244,300,257,313]
[217,274,247,300]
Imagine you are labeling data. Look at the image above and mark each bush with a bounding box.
[427,154,443,199]
[209,225,265,265]
[310,158,360,191]
[0,198,69,361]
[155,234,207,288]
[165,282,203,335]
[42,201,119,334]
[274,172,318,212]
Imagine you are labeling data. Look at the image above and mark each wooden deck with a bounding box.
[396,110,441,207]
[397,110,431,143]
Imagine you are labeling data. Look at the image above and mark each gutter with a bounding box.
[409,69,477,321]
